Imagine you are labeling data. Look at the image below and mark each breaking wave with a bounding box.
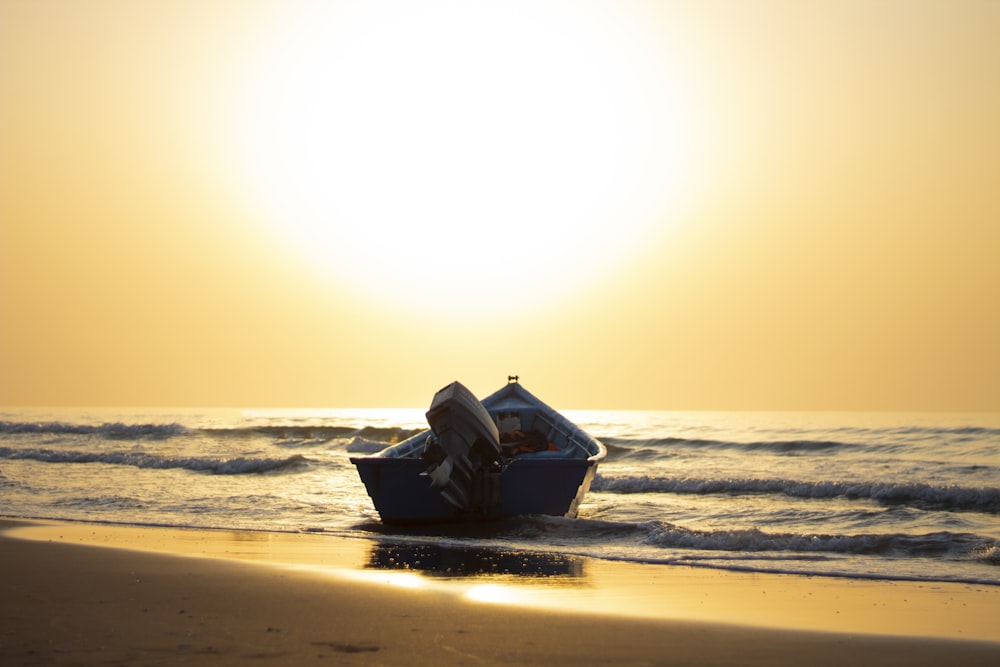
[206,425,424,444]
[591,474,1000,513]
[0,420,187,438]
[639,522,992,559]
[0,446,309,475]
[0,419,423,445]
[344,437,394,454]
[599,424,1000,459]
[602,436,858,456]
[519,516,999,570]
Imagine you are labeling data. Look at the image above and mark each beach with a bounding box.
[5,0,1000,662]
[2,519,998,666]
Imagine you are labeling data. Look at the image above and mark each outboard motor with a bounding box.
[422,381,503,512]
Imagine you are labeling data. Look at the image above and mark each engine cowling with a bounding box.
[422,381,502,511]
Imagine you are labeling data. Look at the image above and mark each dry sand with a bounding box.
[2,519,998,666]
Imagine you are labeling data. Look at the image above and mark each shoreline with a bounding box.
[3,518,999,665]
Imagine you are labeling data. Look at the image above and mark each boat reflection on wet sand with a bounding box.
[365,542,585,579]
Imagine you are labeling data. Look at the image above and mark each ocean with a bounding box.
[2,406,998,586]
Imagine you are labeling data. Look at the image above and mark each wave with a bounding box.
[601,436,856,457]
[0,420,187,438]
[0,419,424,445]
[591,474,1000,513]
[887,425,1000,438]
[0,446,309,475]
[599,422,1000,457]
[641,523,980,556]
[520,516,999,569]
[344,437,392,454]
[205,425,424,444]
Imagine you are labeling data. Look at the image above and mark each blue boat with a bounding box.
[350,378,606,523]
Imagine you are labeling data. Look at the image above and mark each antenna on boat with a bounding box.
[507,375,519,384]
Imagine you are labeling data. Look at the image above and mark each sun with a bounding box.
[228,1,701,319]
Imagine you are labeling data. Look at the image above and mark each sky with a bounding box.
[2,0,998,411]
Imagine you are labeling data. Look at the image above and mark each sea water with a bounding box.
[1,407,997,586]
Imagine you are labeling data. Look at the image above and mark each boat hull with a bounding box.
[353,454,600,523]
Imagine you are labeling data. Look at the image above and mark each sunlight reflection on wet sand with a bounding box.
[6,519,998,643]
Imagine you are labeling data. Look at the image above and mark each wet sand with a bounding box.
[2,519,998,666]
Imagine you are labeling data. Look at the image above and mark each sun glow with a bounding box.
[230,1,701,318]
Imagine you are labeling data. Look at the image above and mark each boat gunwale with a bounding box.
[351,382,606,464]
